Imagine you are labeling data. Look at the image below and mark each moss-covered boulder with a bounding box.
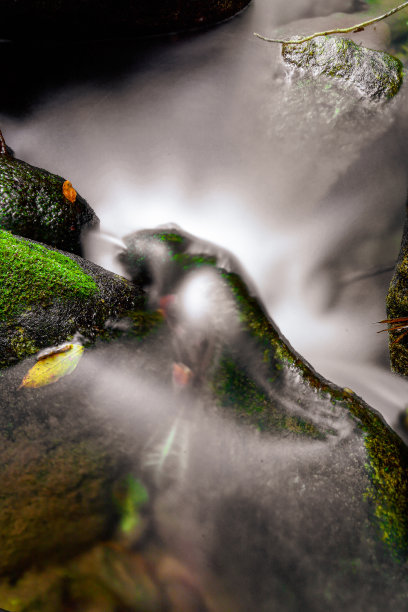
[386,211,408,376]
[0,0,252,41]
[282,36,403,100]
[0,131,99,255]
[0,230,142,368]
[118,227,408,560]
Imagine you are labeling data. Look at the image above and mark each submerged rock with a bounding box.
[282,36,403,100]
[0,230,142,368]
[0,131,99,255]
[1,226,408,609]
[0,0,252,41]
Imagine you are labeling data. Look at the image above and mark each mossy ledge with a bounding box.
[224,270,408,558]
[0,230,142,367]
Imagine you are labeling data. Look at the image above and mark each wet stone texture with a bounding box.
[386,211,408,376]
[0,149,99,255]
[1,226,408,610]
[282,36,403,100]
[0,0,252,41]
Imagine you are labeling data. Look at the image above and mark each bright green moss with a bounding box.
[0,230,99,321]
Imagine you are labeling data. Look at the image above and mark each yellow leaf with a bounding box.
[19,343,84,389]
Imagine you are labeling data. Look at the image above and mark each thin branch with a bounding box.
[254,1,408,45]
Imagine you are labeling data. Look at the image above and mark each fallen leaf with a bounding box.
[19,343,84,389]
[62,179,77,203]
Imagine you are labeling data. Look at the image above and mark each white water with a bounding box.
[2,0,408,432]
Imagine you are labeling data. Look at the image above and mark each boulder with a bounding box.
[0,131,99,256]
[282,36,403,100]
[0,230,142,368]
[1,226,408,609]
[0,0,252,41]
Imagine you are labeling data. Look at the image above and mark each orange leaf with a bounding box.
[62,180,77,203]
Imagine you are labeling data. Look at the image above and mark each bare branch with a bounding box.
[254,1,408,45]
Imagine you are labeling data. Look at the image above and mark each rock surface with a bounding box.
[1,227,408,610]
[386,209,408,376]
[0,230,142,368]
[0,0,252,41]
[0,134,99,255]
[282,36,403,100]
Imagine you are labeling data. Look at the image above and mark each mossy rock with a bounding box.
[0,136,99,255]
[1,226,408,607]
[0,0,252,41]
[0,230,142,367]
[282,36,403,100]
[118,226,408,561]
[386,214,408,375]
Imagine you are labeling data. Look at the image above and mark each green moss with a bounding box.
[348,397,408,559]
[171,252,217,270]
[153,232,185,244]
[9,327,38,361]
[213,357,325,437]
[0,230,99,321]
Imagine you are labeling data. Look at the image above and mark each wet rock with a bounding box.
[386,212,408,375]
[1,226,408,609]
[282,36,403,100]
[0,131,99,255]
[0,0,252,41]
[0,230,142,368]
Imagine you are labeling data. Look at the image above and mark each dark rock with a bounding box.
[0,230,143,368]
[282,36,403,100]
[0,0,252,41]
[386,210,408,375]
[0,131,99,255]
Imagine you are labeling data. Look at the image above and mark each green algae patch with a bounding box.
[0,230,99,321]
[282,36,403,100]
[171,252,217,270]
[213,356,325,438]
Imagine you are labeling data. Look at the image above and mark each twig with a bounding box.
[254,1,408,44]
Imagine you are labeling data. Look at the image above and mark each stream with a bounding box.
[2,0,408,609]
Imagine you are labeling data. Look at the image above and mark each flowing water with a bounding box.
[2,0,408,609]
